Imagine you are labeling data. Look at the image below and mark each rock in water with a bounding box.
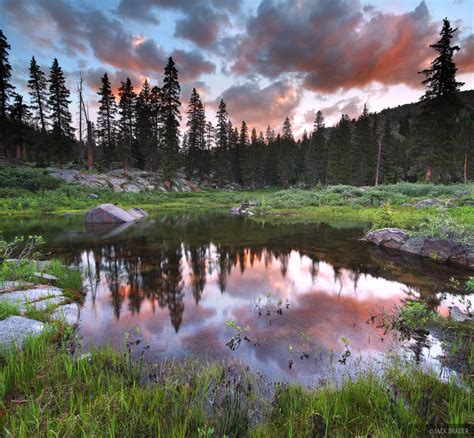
[84,203,147,223]
[365,228,474,269]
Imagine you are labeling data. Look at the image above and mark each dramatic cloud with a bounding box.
[2,0,215,84]
[216,80,302,131]
[117,0,242,48]
[231,0,474,92]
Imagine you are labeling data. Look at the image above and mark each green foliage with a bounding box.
[0,301,21,320]
[0,166,63,192]
[1,331,472,437]
[371,202,398,230]
[416,210,467,240]
[467,277,474,291]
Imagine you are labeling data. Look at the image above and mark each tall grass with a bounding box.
[0,331,472,437]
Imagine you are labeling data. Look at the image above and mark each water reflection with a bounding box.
[1,212,470,382]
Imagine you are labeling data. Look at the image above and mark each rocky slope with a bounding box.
[49,167,240,193]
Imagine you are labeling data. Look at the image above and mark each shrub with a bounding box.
[371,203,399,230]
[416,210,467,241]
[0,166,63,192]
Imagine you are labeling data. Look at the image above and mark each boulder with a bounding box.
[0,316,45,350]
[127,207,149,220]
[84,204,147,223]
[230,202,258,217]
[365,228,410,249]
[366,228,474,269]
[449,306,473,322]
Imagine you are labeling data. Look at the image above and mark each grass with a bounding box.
[0,259,83,297]
[0,301,21,320]
[0,329,472,437]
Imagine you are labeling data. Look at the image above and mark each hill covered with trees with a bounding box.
[0,19,472,187]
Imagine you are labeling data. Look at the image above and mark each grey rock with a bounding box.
[0,280,33,291]
[62,212,74,217]
[365,228,410,249]
[84,203,145,223]
[449,306,473,322]
[34,272,58,282]
[0,316,45,350]
[90,193,99,199]
[0,287,63,304]
[20,296,66,312]
[127,207,149,220]
[51,303,80,324]
[366,229,474,269]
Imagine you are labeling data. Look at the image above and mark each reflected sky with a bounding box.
[2,212,470,382]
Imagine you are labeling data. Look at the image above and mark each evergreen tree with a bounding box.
[118,77,136,176]
[150,85,162,171]
[161,57,181,183]
[28,57,48,131]
[420,18,464,101]
[213,99,230,184]
[135,79,154,168]
[48,58,74,137]
[27,56,49,163]
[381,120,405,183]
[327,114,352,184]
[9,93,30,161]
[305,110,326,185]
[278,117,296,186]
[0,29,13,119]
[185,87,206,174]
[205,121,214,150]
[96,73,117,164]
[352,104,376,185]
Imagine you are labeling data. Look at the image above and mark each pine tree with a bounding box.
[135,79,153,169]
[150,85,162,171]
[278,117,296,186]
[118,77,136,176]
[10,93,30,161]
[186,87,206,174]
[161,57,181,183]
[420,18,464,101]
[48,58,74,137]
[27,56,49,163]
[0,29,13,119]
[214,99,230,184]
[305,110,326,185]
[96,73,117,165]
[327,114,352,184]
[352,104,375,185]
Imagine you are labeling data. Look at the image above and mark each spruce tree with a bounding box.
[150,85,162,171]
[48,58,74,137]
[96,73,117,165]
[420,18,464,100]
[135,79,153,168]
[10,93,30,161]
[305,110,326,185]
[278,117,296,186]
[214,99,230,184]
[28,56,49,163]
[327,114,352,184]
[161,57,181,183]
[118,77,136,176]
[186,88,206,174]
[352,104,375,185]
[0,29,13,119]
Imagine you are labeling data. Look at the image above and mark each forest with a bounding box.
[0,18,472,187]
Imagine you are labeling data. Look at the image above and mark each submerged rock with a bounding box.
[230,201,259,217]
[365,228,473,269]
[84,203,147,223]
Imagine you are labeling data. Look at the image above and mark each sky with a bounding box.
[1,0,473,137]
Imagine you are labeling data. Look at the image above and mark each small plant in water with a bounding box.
[338,336,351,365]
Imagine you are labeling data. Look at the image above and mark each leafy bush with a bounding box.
[416,210,467,241]
[371,203,399,230]
[0,166,64,192]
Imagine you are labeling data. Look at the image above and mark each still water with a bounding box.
[1,212,470,383]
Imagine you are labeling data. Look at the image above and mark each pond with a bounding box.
[1,212,471,383]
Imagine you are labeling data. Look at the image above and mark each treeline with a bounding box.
[0,19,472,185]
